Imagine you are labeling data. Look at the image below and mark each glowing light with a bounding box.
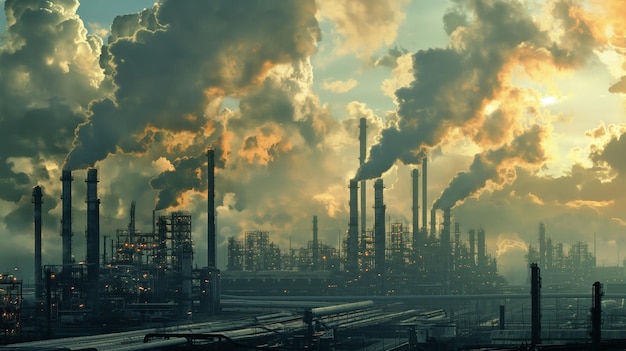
[540,96,558,105]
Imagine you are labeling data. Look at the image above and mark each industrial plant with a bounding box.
[2,120,626,350]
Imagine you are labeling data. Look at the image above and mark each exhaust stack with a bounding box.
[207,148,216,268]
[347,179,359,273]
[359,118,367,238]
[411,169,419,250]
[206,148,220,315]
[61,170,73,269]
[422,158,428,233]
[33,186,43,299]
[86,168,100,316]
[312,216,319,270]
[374,179,386,273]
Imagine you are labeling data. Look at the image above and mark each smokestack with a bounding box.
[374,179,386,273]
[530,263,541,346]
[61,170,73,269]
[86,168,100,316]
[441,208,451,286]
[539,223,546,269]
[477,229,486,270]
[347,179,359,273]
[422,158,428,233]
[469,229,476,266]
[454,221,460,270]
[359,118,367,238]
[207,148,216,268]
[206,148,220,315]
[411,169,419,250]
[430,208,436,238]
[33,186,43,299]
[591,281,603,349]
[312,216,319,270]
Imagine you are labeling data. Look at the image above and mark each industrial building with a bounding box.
[3,119,626,350]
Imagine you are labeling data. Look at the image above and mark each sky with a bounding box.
[0,0,625,286]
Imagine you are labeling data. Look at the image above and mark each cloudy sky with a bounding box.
[0,0,624,286]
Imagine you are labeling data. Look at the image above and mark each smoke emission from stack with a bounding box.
[433,126,546,211]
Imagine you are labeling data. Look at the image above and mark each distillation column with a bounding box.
[33,186,43,300]
[374,179,386,274]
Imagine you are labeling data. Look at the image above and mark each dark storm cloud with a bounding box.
[356,0,600,181]
[65,0,321,170]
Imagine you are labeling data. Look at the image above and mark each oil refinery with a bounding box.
[2,120,626,350]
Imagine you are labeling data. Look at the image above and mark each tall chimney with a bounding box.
[312,216,319,270]
[591,281,603,349]
[430,208,436,238]
[530,263,541,346]
[477,228,486,270]
[359,118,367,238]
[86,168,100,315]
[411,169,419,251]
[374,179,386,273]
[454,221,460,270]
[33,186,43,299]
[469,229,476,266]
[206,148,220,315]
[441,208,451,286]
[422,158,428,233]
[61,170,73,269]
[539,223,546,269]
[207,148,216,268]
[347,179,359,273]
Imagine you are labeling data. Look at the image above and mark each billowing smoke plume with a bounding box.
[434,125,547,210]
[64,0,321,170]
[356,0,599,181]
[0,0,103,230]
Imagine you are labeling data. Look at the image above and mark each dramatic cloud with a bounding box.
[317,0,409,58]
[65,0,321,170]
[0,0,104,245]
[356,0,600,181]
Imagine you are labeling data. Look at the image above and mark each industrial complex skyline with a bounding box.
[0,0,625,286]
